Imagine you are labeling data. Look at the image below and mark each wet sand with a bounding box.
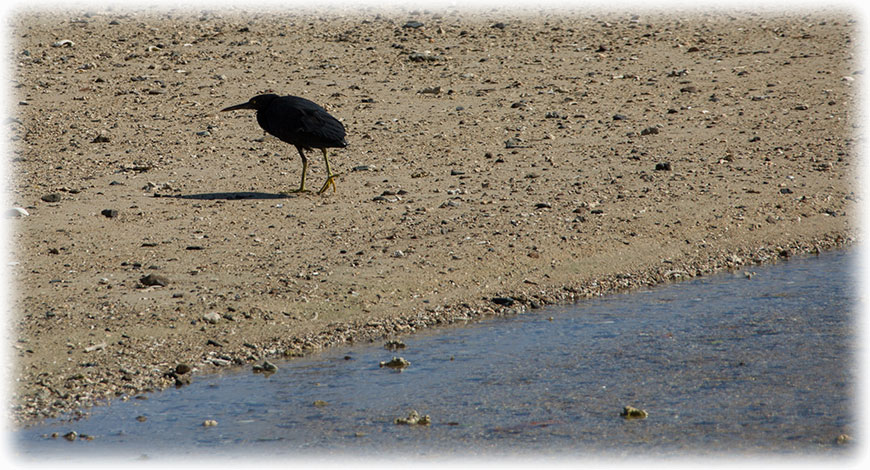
[6,6,858,425]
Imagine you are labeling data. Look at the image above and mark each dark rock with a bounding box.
[654,162,672,171]
[640,126,659,135]
[139,273,169,287]
[379,357,410,369]
[403,20,424,29]
[612,113,628,120]
[491,296,515,306]
[41,193,62,203]
[101,209,119,218]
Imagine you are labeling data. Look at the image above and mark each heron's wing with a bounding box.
[260,97,347,148]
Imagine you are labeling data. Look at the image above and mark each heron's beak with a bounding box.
[221,101,255,112]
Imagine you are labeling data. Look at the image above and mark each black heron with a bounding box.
[221,93,347,194]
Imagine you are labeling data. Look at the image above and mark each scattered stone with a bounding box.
[100,209,119,218]
[491,22,507,30]
[491,296,515,306]
[654,162,672,171]
[84,342,107,353]
[41,193,62,203]
[620,406,648,419]
[409,51,441,62]
[253,360,278,373]
[384,339,406,350]
[139,273,169,287]
[640,126,659,136]
[63,431,78,441]
[175,364,192,375]
[202,311,222,324]
[136,415,147,422]
[680,85,699,93]
[403,20,424,29]
[612,114,628,120]
[379,356,410,369]
[535,202,552,209]
[91,134,110,143]
[835,433,852,445]
[504,137,527,148]
[202,419,218,427]
[395,409,431,425]
[52,39,74,48]
[313,400,329,407]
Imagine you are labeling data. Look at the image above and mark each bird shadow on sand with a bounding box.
[157,191,299,201]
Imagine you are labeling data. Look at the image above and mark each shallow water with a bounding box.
[14,249,858,459]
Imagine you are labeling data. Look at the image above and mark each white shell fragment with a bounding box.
[6,207,29,218]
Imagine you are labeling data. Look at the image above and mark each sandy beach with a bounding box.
[6,6,858,425]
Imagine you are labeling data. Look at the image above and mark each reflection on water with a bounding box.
[15,249,857,458]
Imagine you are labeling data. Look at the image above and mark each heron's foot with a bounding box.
[317,175,337,195]
[280,187,309,195]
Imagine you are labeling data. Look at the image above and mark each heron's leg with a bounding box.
[317,148,337,194]
[281,147,310,194]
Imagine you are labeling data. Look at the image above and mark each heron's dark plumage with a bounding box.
[252,94,347,150]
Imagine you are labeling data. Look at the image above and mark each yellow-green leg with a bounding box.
[282,147,310,194]
[317,148,336,194]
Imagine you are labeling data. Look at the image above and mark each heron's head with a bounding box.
[221,93,280,112]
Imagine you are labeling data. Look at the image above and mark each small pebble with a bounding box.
[139,273,169,287]
[395,410,431,425]
[384,339,406,350]
[202,419,218,427]
[620,406,648,419]
[100,209,119,218]
[379,357,410,369]
[491,296,515,306]
[41,193,62,203]
[202,312,221,324]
